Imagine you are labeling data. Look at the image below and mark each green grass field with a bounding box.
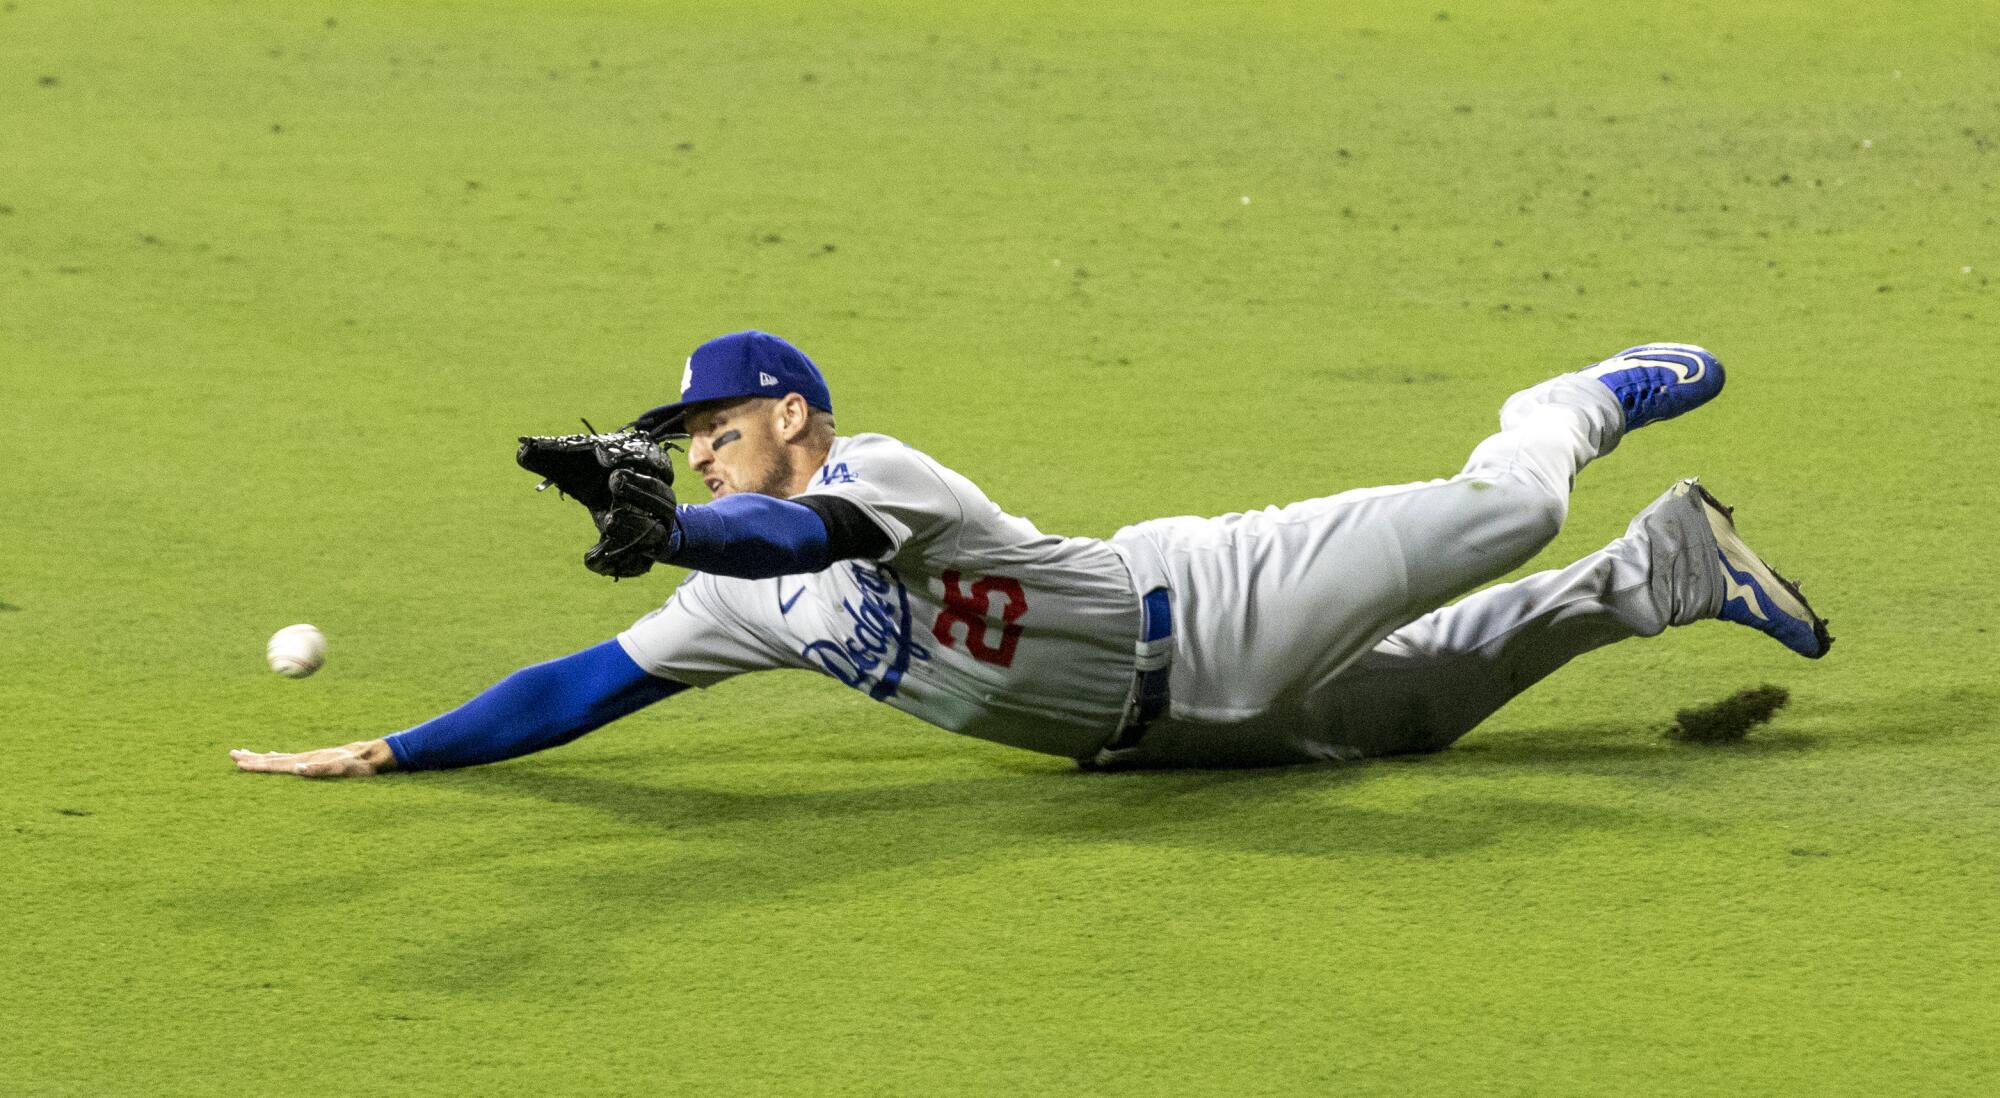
[5,0,1997,1093]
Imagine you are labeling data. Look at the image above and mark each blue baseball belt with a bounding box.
[1096,586,1173,759]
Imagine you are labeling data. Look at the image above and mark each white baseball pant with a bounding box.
[1102,372,1724,768]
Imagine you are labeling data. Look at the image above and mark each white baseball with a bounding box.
[266,624,327,678]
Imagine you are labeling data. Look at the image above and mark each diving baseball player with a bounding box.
[232,331,1831,778]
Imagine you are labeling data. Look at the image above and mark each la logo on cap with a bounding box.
[680,356,695,396]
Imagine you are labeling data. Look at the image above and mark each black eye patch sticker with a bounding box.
[711,430,742,450]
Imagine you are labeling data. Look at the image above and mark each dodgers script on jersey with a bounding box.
[618,434,1144,757]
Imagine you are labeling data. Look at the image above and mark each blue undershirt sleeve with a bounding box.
[384,639,687,771]
[668,493,834,578]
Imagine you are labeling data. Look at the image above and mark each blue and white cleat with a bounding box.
[1687,480,1833,658]
[1582,343,1726,430]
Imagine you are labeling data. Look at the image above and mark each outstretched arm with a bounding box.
[664,492,890,578]
[592,482,892,581]
[231,638,687,778]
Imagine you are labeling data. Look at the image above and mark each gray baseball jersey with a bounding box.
[618,433,1143,757]
[622,373,1698,769]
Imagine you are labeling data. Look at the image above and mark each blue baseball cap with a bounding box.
[631,330,832,437]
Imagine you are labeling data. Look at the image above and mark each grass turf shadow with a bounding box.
[342,684,1991,1000]
[433,705,1840,869]
[354,745,1687,995]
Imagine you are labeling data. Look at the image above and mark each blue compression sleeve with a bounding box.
[668,493,833,579]
[384,639,686,771]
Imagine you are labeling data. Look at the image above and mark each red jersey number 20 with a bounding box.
[931,571,1028,668]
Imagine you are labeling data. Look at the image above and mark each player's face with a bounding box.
[685,399,790,499]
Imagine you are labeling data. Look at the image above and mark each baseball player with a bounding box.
[232,331,1830,779]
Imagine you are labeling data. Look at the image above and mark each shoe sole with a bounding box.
[1687,480,1834,658]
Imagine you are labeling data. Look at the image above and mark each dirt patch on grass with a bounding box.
[1665,684,1791,744]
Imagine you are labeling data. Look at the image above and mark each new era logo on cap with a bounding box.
[759,372,778,386]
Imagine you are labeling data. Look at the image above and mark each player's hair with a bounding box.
[806,408,837,447]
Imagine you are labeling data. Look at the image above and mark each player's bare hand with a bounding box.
[230,739,396,779]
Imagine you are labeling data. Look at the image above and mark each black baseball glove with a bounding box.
[517,429,681,578]
[582,468,681,579]
[516,429,676,511]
